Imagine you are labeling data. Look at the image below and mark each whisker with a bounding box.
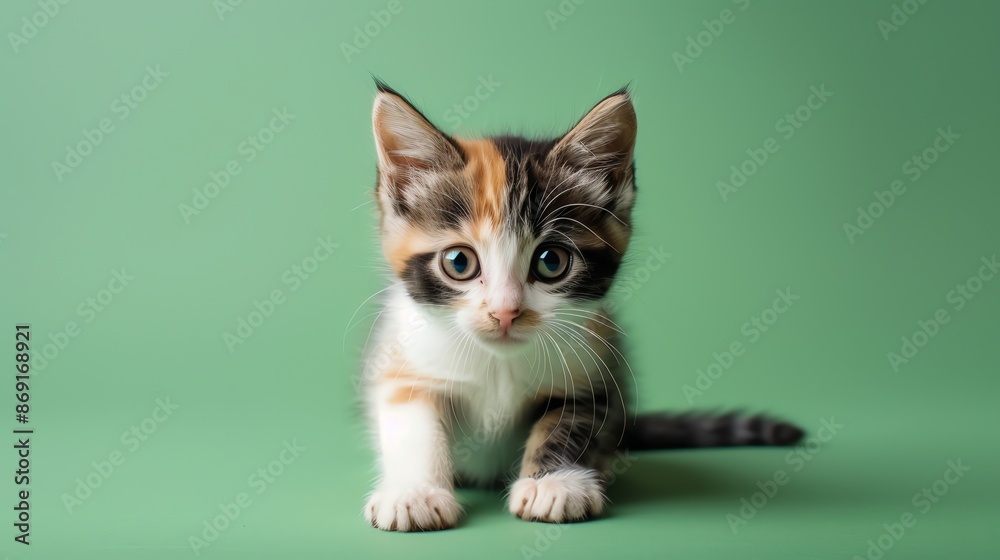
[550,318,633,445]
[544,202,627,227]
[359,309,385,359]
[557,306,627,331]
[343,285,394,352]
[546,323,601,464]
[553,310,626,336]
[545,217,620,253]
[536,329,572,455]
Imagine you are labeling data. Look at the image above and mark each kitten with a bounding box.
[361,82,802,531]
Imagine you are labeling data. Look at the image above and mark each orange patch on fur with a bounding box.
[455,138,507,228]
[382,225,436,275]
[387,385,428,404]
[519,406,564,477]
[378,360,442,404]
[514,308,542,330]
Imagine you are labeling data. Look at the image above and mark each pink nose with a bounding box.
[490,309,521,333]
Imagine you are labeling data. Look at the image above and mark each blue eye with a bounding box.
[533,246,571,281]
[449,251,468,273]
[441,246,479,280]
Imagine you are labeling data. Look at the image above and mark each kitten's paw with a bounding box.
[365,485,461,531]
[508,468,605,522]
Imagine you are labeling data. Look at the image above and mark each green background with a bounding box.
[2,0,997,558]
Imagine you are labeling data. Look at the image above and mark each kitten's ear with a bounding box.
[549,89,637,180]
[372,83,464,194]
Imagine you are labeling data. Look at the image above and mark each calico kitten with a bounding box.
[361,82,802,531]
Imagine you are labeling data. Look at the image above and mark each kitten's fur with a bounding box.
[362,82,802,531]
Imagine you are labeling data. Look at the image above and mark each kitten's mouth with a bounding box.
[478,331,530,349]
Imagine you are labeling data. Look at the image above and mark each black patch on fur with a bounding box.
[401,252,460,305]
[492,135,557,232]
[387,174,475,229]
[559,248,620,301]
[623,412,806,450]
[379,88,638,309]
[492,135,557,163]
[436,191,473,228]
[772,422,805,445]
[492,134,629,303]
[529,395,568,423]
[425,176,475,229]
[527,395,616,471]
[746,415,765,445]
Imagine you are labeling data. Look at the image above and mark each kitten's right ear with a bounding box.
[548,88,637,184]
[372,83,464,195]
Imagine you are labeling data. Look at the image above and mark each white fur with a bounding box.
[363,89,635,531]
[363,278,615,529]
[361,198,624,531]
[365,484,462,531]
[508,468,606,522]
[364,378,460,531]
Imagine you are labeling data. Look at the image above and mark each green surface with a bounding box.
[2,1,998,558]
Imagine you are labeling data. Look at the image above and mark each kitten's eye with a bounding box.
[533,246,571,282]
[441,246,480,281]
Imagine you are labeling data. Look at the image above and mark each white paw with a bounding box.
[365,485,462,531]
[508,468,605,522]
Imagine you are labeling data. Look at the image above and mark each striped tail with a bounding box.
[623,411,804,451]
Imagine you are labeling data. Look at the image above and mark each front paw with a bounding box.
[508,468,605,522]
[365,484,462,531]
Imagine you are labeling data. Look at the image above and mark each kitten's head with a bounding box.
[372,82,636,353]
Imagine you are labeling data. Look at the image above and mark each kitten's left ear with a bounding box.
[372,83,465,194]
[548,89,637,182]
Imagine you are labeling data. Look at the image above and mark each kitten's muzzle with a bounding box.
[490,308,521,334]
